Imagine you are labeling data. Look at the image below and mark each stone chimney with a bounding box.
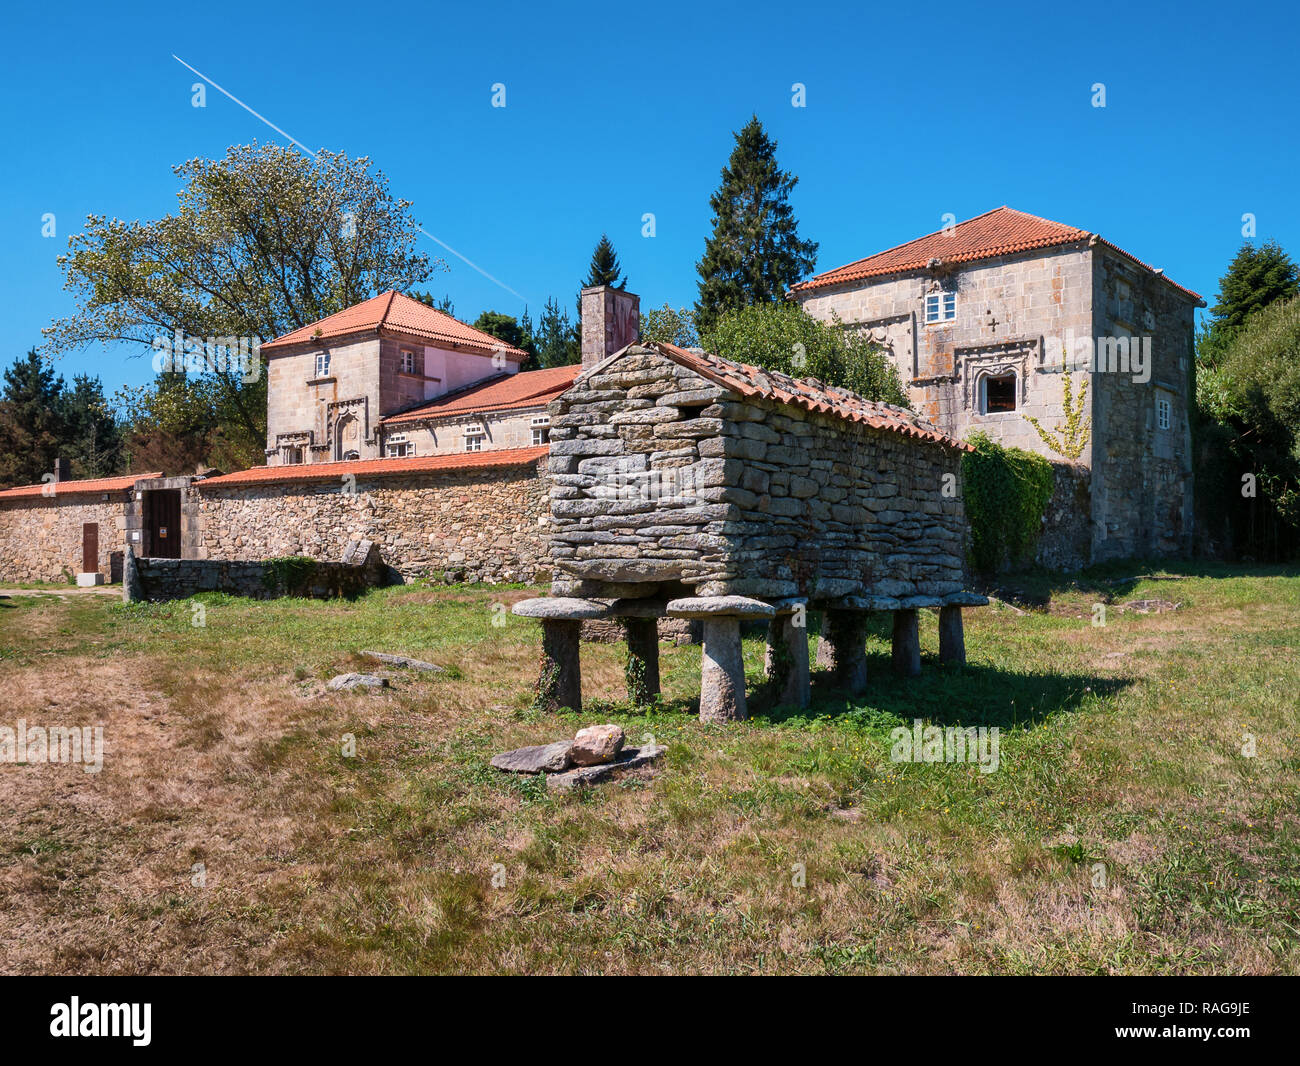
[53,457,71,482]
[580,285,640,370]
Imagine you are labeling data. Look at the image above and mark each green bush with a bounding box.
[961,432,1055,573]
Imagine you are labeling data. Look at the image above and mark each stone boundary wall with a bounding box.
[0,494,129,584]
[131,542,386,602]
[1034,463,1092,572]
[194,460,550,583]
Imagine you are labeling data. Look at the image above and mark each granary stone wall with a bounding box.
[0,494,129,584]
[547,345,968,601]
[194,461,550,583]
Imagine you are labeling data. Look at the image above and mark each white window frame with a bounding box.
[399,349,416,374]
[1156,396,1172,431]
[925,290,956,324]
[465,433,485,453]
[530,414,550,447]
[314,352,331,378]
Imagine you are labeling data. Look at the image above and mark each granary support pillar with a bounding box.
[668,596,776,723]
[938,606,966,666]
[622,616,661,706]
[823,608,868,695]
[764,599,810,708]
[511,597,611,714]
[891,608,922,678]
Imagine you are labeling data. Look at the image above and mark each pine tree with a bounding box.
[582,234,625,290]
[537,297,578,367]
[0,350,66,485]
[1200,240,1299,365]
[695,116,818,333]
[63,374,123,478]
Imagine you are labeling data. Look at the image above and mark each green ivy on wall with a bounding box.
[961,432,1055,573]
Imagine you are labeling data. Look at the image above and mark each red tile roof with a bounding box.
[260,290,532,358]
[790,206,1202,303]
[641,343,972,451]
[196,447,548,489]
[383,364,581,425]
[0,472,161,501]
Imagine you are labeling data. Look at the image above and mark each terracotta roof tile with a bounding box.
[383,364,580,425]
[196,447,548,489]
[0,472,160,501]
[261,291,531,358]
[791,206,1202,303]
[640,343,972,452]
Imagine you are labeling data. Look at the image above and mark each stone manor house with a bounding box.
[0,209,1200,585]
[792,207,1204,562]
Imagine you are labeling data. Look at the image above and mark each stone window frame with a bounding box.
[957,339,1038,413]
[314,351,331,378]
[979,371,1019,414]
[1156,393,1172,431]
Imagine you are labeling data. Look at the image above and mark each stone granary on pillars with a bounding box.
[512,341,987,722]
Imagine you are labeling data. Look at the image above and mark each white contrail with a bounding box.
[172,54,530,305]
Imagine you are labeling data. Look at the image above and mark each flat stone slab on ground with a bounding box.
[361,650,443,672]
[327,672,390,691]
[546,744,666,792]
[666,595,775,619]
[511,597,610,620]
[943,591,991,607]
[491,741,574,774]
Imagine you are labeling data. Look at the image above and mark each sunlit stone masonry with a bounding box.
[512,341,987,722]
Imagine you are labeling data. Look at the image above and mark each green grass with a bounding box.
[0,564,1297,974]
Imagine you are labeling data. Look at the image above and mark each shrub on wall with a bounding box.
[961,432,1055,574]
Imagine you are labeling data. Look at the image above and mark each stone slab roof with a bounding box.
[790,206,1202,304]
[0,472,161,500]
[196,446,548,489]
[642,342,972,452]
[383,364,581,425]
[261,290,532,358]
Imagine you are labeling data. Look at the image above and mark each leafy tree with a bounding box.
[695,116,818,333]
[536,297,579,367]
[582,234,625,289]
[1198,240,1299,367]
[471,310,537,366]
[1197,294,1300,557]
[45,142,440,469]
[701,302,905,405]
[638,304,700,349]
[116,374,224,475]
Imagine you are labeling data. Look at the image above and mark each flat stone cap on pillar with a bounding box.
[943,591,990,607]
[841,594,902,611]
[511,597,609,620]
[898,594,944,609]
[666,595,775,620]
[767,597,808,615]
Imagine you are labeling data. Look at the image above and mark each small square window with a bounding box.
[982,373,1017,413]
[400,349,416,374]
[925,291,956,323]
[1156,396,1172,430]
[314,352,331,378]
[466,434,484,453]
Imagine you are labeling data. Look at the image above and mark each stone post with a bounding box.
[814,611,835,669]
[511,597,610,714]
[667,596,775,724]
[823,608,868,695]
[891,608,921,677]
[765,599,810,708]
[537,619,582,712]
[122,545,144,603]
[938,605,966,666]
[700,617,746,723]
[622,616,661,705]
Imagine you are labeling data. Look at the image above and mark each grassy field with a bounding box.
[0,562,1297,974]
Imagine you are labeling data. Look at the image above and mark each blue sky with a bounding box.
[2,0,1297,396]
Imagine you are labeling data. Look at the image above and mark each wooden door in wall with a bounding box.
[81,522,99,573]
[147,490,182,558]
